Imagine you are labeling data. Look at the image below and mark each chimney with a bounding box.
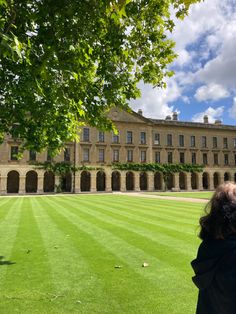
[138,109,143,116]
[172,112,178,121]
[165,115,172,121]
[215,119,222,125]
[203,115,208,123]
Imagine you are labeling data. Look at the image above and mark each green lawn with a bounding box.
[146,191,213,200]
[0,195,203,314]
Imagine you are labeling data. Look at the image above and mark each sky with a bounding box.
[130,0,236,126]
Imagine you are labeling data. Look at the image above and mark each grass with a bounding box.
[0,194,203,314]
[145,191,213,200]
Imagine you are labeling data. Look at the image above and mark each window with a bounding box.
[203,153,208,165]
[179,152,185,163]
[154,133,160,145]
[192,152,196,165]
[64,148,70,162]
[167,152,172,164]
[214,153,218,165]
[127,131,133,144]
[179,135,184,147]
[112,131,119,143]
[224,154,229,165]
[127,150,133,162]
[234,138,236,148]
[83,128,90,142]
[98,131,105,142]
[29,150,36,161]
[140,150,146,163]
[190,136,195,147]
[213,137,217,148]
[223,137,228,149]
[167,134,172,146]
[155,152,160,163]
[140,132,146,144]
[202,136,207,148]
[83,148,89,162]
[11,146,18,160]
[113,150,119,162]
[98,149,105,162]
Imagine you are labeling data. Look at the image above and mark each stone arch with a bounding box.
[154,172,163,190]
[224,172,231,182]
[126,172,134,191]
[96,171,106,191]
[61,173,72,192]
[213,172,220,189]
[166,173,174,190]
[179,172,186,190]
[26,170,38,193]
[112,171,120,191]
[140,172,148,191]
[191,173,198,190]
[202,172,209,190]
[7,170,19,193]
[43,171,55,192]
[81,171,91,192]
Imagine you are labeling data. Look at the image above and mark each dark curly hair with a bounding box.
[199,182,236,240]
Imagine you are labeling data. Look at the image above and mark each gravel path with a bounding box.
[121,192,209,203]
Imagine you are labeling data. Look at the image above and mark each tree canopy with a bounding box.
[0,0,201,153]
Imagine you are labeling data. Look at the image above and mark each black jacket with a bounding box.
[191,236,236,314]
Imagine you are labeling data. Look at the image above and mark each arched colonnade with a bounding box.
[0,169,235,194]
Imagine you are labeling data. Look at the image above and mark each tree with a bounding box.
[0,0,201,154]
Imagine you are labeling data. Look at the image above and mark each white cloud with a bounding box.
[228,97,236,119]
[170,0,227,68]
[130,0,236,121]
[192,106,224,123]
[130,78,181,119]
[194,83,229,101]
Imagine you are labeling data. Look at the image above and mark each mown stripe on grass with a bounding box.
[58,197,199,269]
[0,197,23,306]
[34,197,169,314]
[0,198,55,314]
[65,196,200,237]
[72,195,203,222]
[32,197,127,314]
[0,197,16,216]
[46,197,194,291]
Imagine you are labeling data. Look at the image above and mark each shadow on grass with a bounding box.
[0,256,15,266]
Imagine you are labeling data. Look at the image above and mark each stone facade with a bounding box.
[1,108,236,194]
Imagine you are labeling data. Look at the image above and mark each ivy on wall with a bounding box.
[112,163,204,173]
[33,161,104,175]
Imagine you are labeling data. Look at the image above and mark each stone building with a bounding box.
[1,108,236,194]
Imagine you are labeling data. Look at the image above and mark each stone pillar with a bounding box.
[209,173,214,190]
[120,172,126,192]
[134,172,140,192]
[37,175,44,194]
[19,175,26,194]
[0,176,7,195]
[198,173,203,190]
[54,175,60,192]
[186,173,192,191]
[105,172,112,192]
[74,173,80,193]
[173,173,179,191]
[90,172,97,192]
[219,173,224,185]
[147,172,154,191]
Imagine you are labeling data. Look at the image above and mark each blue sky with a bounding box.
[130,0,236,125]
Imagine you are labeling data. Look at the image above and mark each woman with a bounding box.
[191,182,236,314]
